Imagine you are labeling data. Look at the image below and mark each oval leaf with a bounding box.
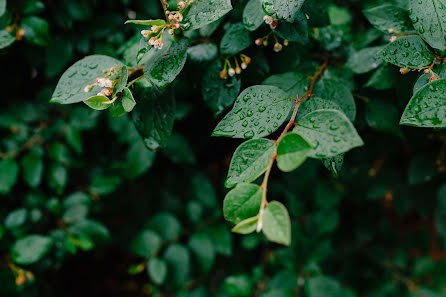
[223,183,263,224]
[277,132,312,172]
[262,201,291,246]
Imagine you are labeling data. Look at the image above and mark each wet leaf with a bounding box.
[225,138,275,188]
[262,201,291,246]
[277,132,312,172]
[0,30,14,49]
[314,79,357,121]
[220,23,251,57]
[182,0,232,31]
[261,0,306,22]
[223,183,262,224]
[363,4,413,32]
[346,46,384,74]
[212,85,293,139]
[243,0,265,31]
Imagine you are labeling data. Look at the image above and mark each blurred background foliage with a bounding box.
[1,0,446,296]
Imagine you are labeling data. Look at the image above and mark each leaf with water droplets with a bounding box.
[261,0,306,22]
[50,55,124,104]
[363,4,413,32]
[409,0,446,51]
[212,85,293,139]
[400,78,446,127]
[293,109,364,158]
[220,23,251,57]
[0,30,15,49]
[84,95,113,111]
[225,139,275,188]
[313,79,357,121]
[414,64,446,93]
[274,12,309,44]
[321,154,344,178]
[296,97,343,122]
[223,183,263,224]
[144,33,189,89]
[187,43,218,63]
[376,35,435,69]
[243,0,266,31]
[131,80,176,150]
[262,201,291,246]
[202,60,241,117]
[182,0,232,31]
[262,71,308,98]
[277,132,312,172]
[345,46,384,74]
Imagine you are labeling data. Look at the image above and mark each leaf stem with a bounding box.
[159,0,170,24]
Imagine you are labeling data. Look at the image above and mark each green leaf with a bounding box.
[220,22,251,57]
[225,139,275,188]
[400,79,446,127]
[231,216,258,234]
[365,65,399,90]
[262,0,306,22]
[163,243,190,285]
[376,36,435,69]
[414,64,446,92]
[188,233,216,272]
[263,71,307,98]
[131,81,175,150]
[124,19,166,26]
[0,0,5,17]
[20,16,49,46]
[212,85,293,139]
[51,55,124,104]
[11,235,53,265]
[408,0,446,51]
[243,0,265,31]
[277,132,312,172]
[129,230,162,257]
[147,258,168,285]
[4,208,27,230]
[208,225,232,256]
[366,100,402,137]
[146,213,182,240]
[0,30,15,49]
[182,0,232,31]
[48,163,67,195]
[224,183,263,224]
[313,79,356,121]
[293,109,364,158]
[187,42,218,63]
[122,87,136,112]
[296,97,343,122]
[125,141,155,179]
[274,12,309,44]
[305,276,344,297]
[68,219,111,243]
[0,158,19,194]
[202,60,241,117]
[84,95,113,111]
[113,65,128,96]
[22,151,43,188]
[345,46,384,74]
[262,201,291,246]
[143,33,189,89]
[321,153,344,178]
[363,4,413,32]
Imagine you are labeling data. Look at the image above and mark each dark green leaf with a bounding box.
[243,0,265,31]
[363,4,413,32]
[11,235,53,265]
[277,132,312,172]
[262,0,306,22]
[220,23,251,57]
[223,183,262,224]
[0,158,18,194]
[147,258,168,285]
[182,0,232,31]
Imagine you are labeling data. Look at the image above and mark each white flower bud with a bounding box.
[151,25,159,33]
[168,14,175,21]
[389,35,398,42]
[263,15,273,25]
[273,43,283,52]
[228,68,236,77]
[154,39,164,49]
[149,37,156,45]
[168,28,174,35]
[175,13,183,22]
[141,30,151,38]
[241,62,247,70]
[174,22,181,30]
[178,1,186,9]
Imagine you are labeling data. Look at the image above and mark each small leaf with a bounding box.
[363,4,413,32]
[50,55,124,104]
[376,36,435,69]
[262,201,291,246]
[20,16,49,46]
[163,244,190,285]
[313,79,356,121]
[225,139,275,188]
[144,33,189,89]
[22,152,44,188]
[232,216,258,234]
[84,95,112,111]
[220,23,251,57]
[305,276,344,297]
[400,79,446,128]
[182,0,232,31]
[187,42,218,62]
[263,71,308,98]
[145,212,182,240]
[11,235,53,265]
[125,19,166,26]
[122,87,136,112]
[188,233,216,272]
[212,85,293,139]
[274,12,309,44]
[223,183,262,224]
[277,132,312,172]
[129,230,162,257]
[147,258,168,285]
[345,46,384,74]
[408,0,446,51]
[243,0,265,31]
[366,100,403,137]
[0,158,19,195]
[293,109,363,158]
[0,30,15,49]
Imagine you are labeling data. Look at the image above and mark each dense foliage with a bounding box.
[1,0,446,296]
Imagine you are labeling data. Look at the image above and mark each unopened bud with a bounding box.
[173,22,181,30]
[271,20,279,29]
[263,15,273,25]
[15,274,26,286]
[283,40,289,46]
[220,70,228,79]
[149,37,156,45]
[168,28,174,35]
[389,35,398,42]
[241,62,247,70]
[84,84,94,93]
[228,68,236,77]
[178,1,186,9]
[154,39,164,49]
[141,30,151,38]
[273,43,282,52]
[235,66,242,74]
[429,74,439,82]
[99,88,113,97]
[151,25,159,33]
[244,56,251,64]
[400,67,410,75]
[168,14,175,21]
[175,13,183,22]
[255,38,263,46]
[263,39,268,46]
[388,28,396,34]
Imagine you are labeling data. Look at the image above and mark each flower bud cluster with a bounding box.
[263,15,278,29]
[220,55,252,79]
[255,34,288,53]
